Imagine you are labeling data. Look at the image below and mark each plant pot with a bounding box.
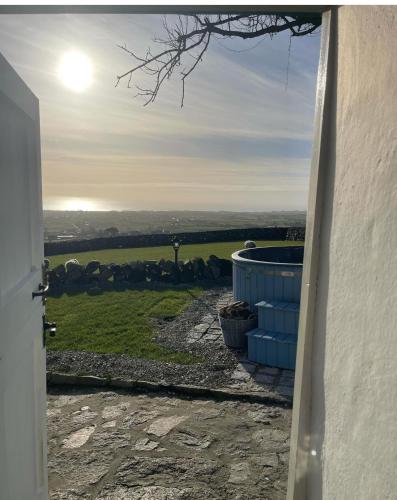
[218,314,257,349]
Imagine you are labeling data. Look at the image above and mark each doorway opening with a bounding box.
[0,8,324,499]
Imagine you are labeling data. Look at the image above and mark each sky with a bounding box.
[0,14,321,212]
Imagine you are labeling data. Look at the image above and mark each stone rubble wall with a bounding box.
[45,255,233,291]
[44,226,305,256]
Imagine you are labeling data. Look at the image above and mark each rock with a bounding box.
[162,260,176,274]
[53,395,87,407]
[102,420,117,428]
[102,402,130,419]
[252,454,279,468]
[230,370,252,382]
[134,437,159,451]
[208,263,221,280]
[253,428,289,452]
[47,408,62,418]
[114,456,219,482]
[228,462,250,484]
[65,261,84,282]
[65,259,80,271]
[254,373,275,385]
[110,264,124,282]
[62,425,96,449]
[247,409,277,423]
[193,408,222,420]
[98,265,113,281]
[203,265,215,280]
[53,263,66,279]
[217,258,233,276]
[145,415,188,437]
[85,260,100,274]
[92,431,130,450]
[171,430,212,450]
[192,257,205,277]
[244,240,256,249]
[96,485,187,500]
[128,262,146,282]
[46,270,58,286]
[120,410,161,428]
[72,409,98,424]
[180,267,195,283]
[121,264,133,281]
[183,259,194,271]
[147,263,162,281]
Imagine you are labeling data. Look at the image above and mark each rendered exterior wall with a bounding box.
[290,6,397,499]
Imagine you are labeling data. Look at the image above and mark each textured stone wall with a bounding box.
[44,227,305,257]
[46,255,232,290]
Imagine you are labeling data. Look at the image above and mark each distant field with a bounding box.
[46,286,204,364]
[44,209,306,238]
[47,240,304,267]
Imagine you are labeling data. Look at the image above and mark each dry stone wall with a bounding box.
[44,227,305,256]
[45,255,232,291]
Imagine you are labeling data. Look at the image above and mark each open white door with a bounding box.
[0,53,48,500]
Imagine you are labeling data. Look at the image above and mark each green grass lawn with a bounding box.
[46,286,204,364]
[47,240,303,268]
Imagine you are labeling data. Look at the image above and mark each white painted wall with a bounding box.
[289,6,397,499]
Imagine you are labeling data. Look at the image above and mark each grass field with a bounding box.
[47,240,303,268]
[46,286,204,364]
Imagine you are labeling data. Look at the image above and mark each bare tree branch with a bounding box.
[117,14,321,106]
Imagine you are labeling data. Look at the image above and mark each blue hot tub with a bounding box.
[232,246,304,308]
[231,246,304,369]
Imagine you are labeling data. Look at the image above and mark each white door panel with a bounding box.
[0,52,47,500]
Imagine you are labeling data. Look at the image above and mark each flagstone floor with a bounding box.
[47,387,292,500]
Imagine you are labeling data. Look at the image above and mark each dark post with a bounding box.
[172,240,180,283]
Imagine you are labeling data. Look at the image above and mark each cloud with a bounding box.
[0,13,320,211]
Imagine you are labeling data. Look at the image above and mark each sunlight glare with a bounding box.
[57,51,93,92]
[63,198,97,211]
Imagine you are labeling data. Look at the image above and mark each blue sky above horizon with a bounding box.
[0,14,321,211]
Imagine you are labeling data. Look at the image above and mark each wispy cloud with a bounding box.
[0,13,320,211]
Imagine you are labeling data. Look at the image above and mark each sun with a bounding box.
[57,51,93,92]
[63,198,97,211]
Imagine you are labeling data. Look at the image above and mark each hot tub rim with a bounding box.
[231,246,304,268]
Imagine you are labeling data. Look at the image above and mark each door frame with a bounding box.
[286,7,335,499]
[0,5,333,499]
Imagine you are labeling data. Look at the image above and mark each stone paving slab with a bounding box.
[48,388,291,500]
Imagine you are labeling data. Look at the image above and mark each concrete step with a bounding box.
[256,300,300,335]
[246,328,297,370]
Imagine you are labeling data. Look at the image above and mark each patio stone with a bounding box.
[230,370,252,382]
[257,366,280,376]
[48,388,291,499]
[193,323,210,334]
[228,462,250,484]
[96,486,186,499]
[276,385,294,397]
[134,437,159,451]
[145,415,188,437]
[254,373,275,385]
[102,402,130,419]
[62,425,96,449]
